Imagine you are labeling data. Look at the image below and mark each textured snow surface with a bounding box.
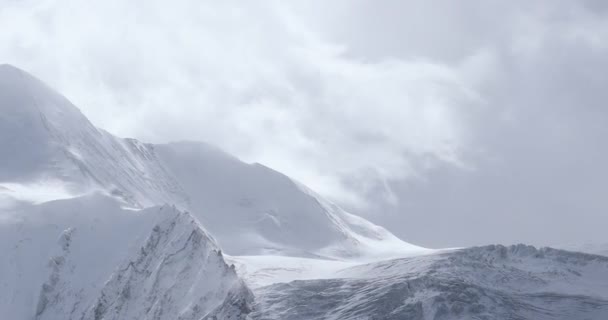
[81,208,252,320]
[249,245,608,320]
[0,194,252,320]
[0,64,424,260]
[226,255,360,289]
[0,64,187,209]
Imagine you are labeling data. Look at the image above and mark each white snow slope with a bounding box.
[0,64,187,208]
[2,64,608,319]
[154,141,424,258]
[0,194,252,320]
[0,63,423,260]
[250,245,608,320]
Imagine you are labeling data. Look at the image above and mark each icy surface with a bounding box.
[226,255,360,289]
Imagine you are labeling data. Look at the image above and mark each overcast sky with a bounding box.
[1,0,607,248]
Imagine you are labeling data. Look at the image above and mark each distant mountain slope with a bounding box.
[0,64,187,208]
[154,141,424,258]
[250,245,608,320]
[0,64,424,259]
[0,194,252,320]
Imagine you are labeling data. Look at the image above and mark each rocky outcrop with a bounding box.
[83,210,253,320]
[30,204,253,320]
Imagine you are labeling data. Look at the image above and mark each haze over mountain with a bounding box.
[1,65,608,319]
[0,63,423,260]
[6,0,608,251]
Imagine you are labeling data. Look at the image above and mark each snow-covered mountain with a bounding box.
[2,64,608,320]
[245,245,608,319]
[0,63,423,260]
[0,64,187,208]
[0,194,252,320]
[154,141,423,258]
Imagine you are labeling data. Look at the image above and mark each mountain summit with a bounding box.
[0,64,95,182]
[0,64,424,259]
[0,64,187,208]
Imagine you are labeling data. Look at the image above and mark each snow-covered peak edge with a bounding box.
[30,199,253,320]
[250,244,608,319]
[154,141,429,259]
[0,64,188,208]
[1,64,425,259]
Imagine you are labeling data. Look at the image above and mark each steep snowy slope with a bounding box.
[154,141,425,259]
[249,245,608,320]
[0,64,187,208]
[80,209,252,320]
[0,64,425,259]
[0,193,252,320]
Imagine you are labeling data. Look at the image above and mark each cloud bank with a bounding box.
[0,0,482,206]
[2,0,608,247]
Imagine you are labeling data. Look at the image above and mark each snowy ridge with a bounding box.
[154,141,426,259]
[3,64,608,319]
[0,64,424,259]
[0,194,252,320]
[35,227,80,319]
[82,210,252,320]
[0,64,187,208]
[556,242,608,257]
[250,245,608,319]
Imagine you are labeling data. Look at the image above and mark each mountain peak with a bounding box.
[0,64,99,182]
[0,66,187,208]
[0,63,84,116]
[0,65,420,259]
[0,63,23,75]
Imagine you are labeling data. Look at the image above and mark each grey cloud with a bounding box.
[0,0,478,207]
[354,1,608,248]
[1,0,607,248]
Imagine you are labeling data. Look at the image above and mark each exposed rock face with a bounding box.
[0,195,252,320]
[82,211,252,320]
[35,228,80,319]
